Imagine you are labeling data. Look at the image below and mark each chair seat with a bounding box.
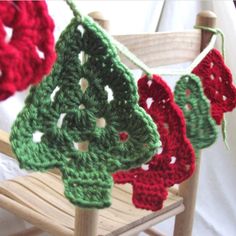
[0,172,184,236]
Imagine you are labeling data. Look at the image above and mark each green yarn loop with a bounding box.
[194,25,225,58]
[10,15,160,208]
[174,74,217,152]
[66,0,153,76]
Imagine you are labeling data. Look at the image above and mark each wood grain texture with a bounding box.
[114,30,201,69]
[0,173,184,236]
[75,208,98,236]
[0,129,15,158]
[174,155,202,236]
[195,11,217,51]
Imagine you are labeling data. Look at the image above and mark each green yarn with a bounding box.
[194,25,228,146]
[66,0,153,77]
[222,118,229,150]
[10,16,160,208]
[194,25,225,58]
[174,74,217,151]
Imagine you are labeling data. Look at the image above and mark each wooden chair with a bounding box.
[0,10,217,236]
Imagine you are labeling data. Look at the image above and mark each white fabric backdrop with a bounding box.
[153,1,236,236]
[0,1,235,235]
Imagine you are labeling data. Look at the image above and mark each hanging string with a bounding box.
[65,0,153,77]
[65,0,229,148]
[194,25,225,59]
[194,25,229,149]
[150,33,216,76]
[147,27,222,76]
[186,34,217,73]
[111,38,153,77]
[65,0,83,21]
[222,118,229,149]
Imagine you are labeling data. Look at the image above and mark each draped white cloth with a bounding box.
[0,1,235,235]
[150,1,236,236]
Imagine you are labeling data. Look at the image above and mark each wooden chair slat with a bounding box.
[112,204,185,236]
[0,129,15,158]
[0,173,183,235]
[0,180,74,229]
[13,177,75,217]
[0,194,73,236]
[29,172,65,196]
[114,30,201,69]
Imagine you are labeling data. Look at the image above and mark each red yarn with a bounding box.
[113,75,195,211]
[119,132,129,142]
[193,49,236,124]
[0,1,56,100]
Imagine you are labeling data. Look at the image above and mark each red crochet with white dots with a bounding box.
[113,74,195,211]
[193,48,236,125]
[0,1,56,100]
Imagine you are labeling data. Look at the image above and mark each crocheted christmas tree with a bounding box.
[0,1,56,100]
[174,74,217,150]
[193,49,236,125]
[114,74,195,211]
[10,16,160,208]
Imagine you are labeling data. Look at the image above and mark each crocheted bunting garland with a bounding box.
[174,74,217,150]
[0,1,56,100]
[193,48,236,125]
[114,74,195,211]
[10,17,160,208]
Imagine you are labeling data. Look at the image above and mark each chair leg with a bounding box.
[174,10,217,236]
[173,157,201,236]
[74,207,98,236]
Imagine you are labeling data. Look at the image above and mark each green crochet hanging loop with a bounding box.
[174,74,217,151]
[66,0,153,77]
[10,14,160,208]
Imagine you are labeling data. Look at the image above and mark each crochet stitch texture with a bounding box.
[10,17,160,208]
[0,1,56,100]
[193,49,236,125]
[174,74,217,150]
[114,74,195,211]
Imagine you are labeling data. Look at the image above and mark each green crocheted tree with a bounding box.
[174,74,217,150]
[10,17,160,208]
